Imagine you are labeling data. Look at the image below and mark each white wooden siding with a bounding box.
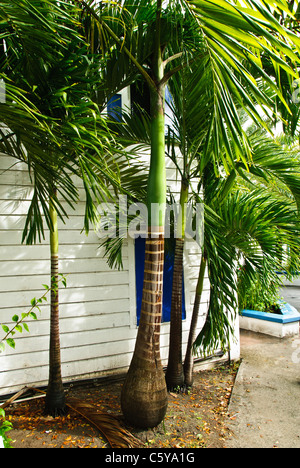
[0,152,239,397]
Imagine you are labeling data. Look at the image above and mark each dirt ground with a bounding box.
[3,363,239,449]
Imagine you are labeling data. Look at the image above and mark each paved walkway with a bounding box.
[225,287,300,448]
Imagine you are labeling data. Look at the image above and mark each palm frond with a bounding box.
[248,133,300,207]
[186,0,300,170]
[67,398,143,448]
[0,2,129,244]
[194,136,300,354]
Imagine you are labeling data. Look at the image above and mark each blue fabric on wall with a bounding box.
[107,94,122,121]
[135,237,186,324]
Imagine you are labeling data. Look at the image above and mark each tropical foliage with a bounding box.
[0,275,67,354]
[194,131,300,354]
[81,0,205,428]
[1,0,300,431]
[81,0,300,426]
[0,0,125,416]
[0,408,12,448]
[0,1,123,242]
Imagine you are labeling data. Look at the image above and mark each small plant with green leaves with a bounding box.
[0,408,13,448]
[238,270,283,314]
[0,274,67,353]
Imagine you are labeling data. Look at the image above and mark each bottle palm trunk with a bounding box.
[44,191,66,416]
[121,228,168,428]
[121,24,169,427]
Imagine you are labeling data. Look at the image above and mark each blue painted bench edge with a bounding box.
[241,301,300,324]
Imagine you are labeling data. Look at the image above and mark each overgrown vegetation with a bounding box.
[238,270,283,314]
[0,408,13,448]
[1,0,300,437]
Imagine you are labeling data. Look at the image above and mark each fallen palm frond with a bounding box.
[0,387,142,448]
[0,387,30,410]
[66,397,143,448]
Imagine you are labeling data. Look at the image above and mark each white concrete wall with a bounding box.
[239,315,300,338]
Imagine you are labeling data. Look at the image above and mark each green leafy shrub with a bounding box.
[238,269,282,314]
[0,409,13,448]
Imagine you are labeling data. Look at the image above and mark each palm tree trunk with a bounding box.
[121,228,168,428]
[183,253,207,387]
[121,6,168,426]
[121,84,168,426]
[45,190,66,417]
[165,180,188,390]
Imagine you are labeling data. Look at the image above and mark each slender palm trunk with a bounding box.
[121,12,168,426]
[183,253,207,387]
[165,180,188,390]
[45,190,66,416]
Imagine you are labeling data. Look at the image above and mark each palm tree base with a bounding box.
[44,406,68,418]
[121,356,168,429]
[44,390,67,418]
[183,365,194,389]
[165,366,186,392]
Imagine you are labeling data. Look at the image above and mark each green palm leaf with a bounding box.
[0,2,129,243]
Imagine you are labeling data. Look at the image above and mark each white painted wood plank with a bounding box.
[0,270,129,292]
[188,277,210,292]
[0,324,136,358]
[0,171,32,187]
[0,183,88,201]
[0,284,130,309]
[0,214,87,231]
[0,298,130,323]
[0,335,135,372]
[0,257,128,278]
[0,311,132,348]
[0,352,133,395]
[0,184,33,200]
[0,214,29,231]
[0,199,87,216]
[0,317,133,364]
[62,352,132,381]
[0,367,49,394]
[0,154,28,170]
[0,229,103,245]
[0,243,116,261]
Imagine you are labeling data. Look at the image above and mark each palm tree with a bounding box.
[0,1,124,416]
[165,30,300,388]
[82,0,300,427]
[164,0,300,389]
[164,60,211,391]
[82,0,205,428]
[192,132,300,361]
[187,121,300,375]
[118,0,181,428]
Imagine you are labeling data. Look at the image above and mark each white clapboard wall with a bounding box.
[0,152,239,397]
